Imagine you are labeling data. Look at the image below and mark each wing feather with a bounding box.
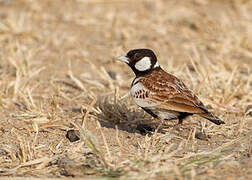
[137,69,207,114]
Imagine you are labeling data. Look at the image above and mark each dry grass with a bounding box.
[0,0,252,179]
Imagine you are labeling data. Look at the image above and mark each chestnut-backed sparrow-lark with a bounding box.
[118,49,225,125]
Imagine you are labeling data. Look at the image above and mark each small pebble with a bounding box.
[66,129,80,142]
[187,65,196,72]
[195,132,208,141]
[107,71,116,80]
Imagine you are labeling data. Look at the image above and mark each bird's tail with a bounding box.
[199,111,225,125]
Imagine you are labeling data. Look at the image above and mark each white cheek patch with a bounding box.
[135,57,151,71]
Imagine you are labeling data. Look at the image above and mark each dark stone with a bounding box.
[195,132,208,141]
[66,129,80,142]
[107,71,116,80]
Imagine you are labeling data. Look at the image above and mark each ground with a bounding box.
[0,0,252,179]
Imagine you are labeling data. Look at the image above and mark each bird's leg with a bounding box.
[178,118,183,124]
[176,117,199,128]
[174,113,196,127]
[170,118,184,129]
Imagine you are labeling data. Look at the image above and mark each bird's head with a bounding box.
[118,49,160,76]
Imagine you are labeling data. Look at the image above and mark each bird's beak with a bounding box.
[117,55,129,64]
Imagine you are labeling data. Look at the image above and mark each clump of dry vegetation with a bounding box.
[0,0,252,179]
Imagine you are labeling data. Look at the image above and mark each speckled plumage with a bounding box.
[118,49,225,125]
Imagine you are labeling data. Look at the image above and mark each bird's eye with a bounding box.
[134,53,141,59]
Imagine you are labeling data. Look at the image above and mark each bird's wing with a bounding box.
[139,69,208,113]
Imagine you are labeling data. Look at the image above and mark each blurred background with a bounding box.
[1,0,251,70]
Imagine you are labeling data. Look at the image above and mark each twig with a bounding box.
[82,98,96,128]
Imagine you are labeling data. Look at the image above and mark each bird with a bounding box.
[118,48,225,126]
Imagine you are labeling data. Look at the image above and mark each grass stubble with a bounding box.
[0,0,252,179]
